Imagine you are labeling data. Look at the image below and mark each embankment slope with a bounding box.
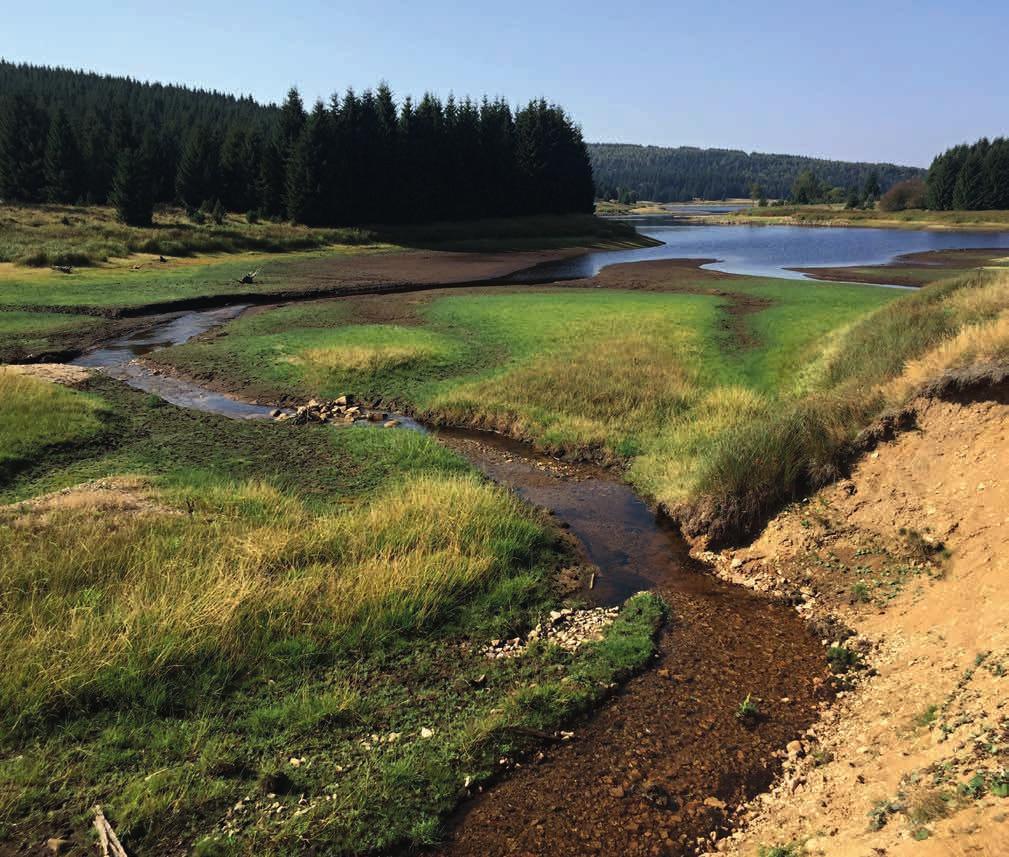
[711,389,1009,856]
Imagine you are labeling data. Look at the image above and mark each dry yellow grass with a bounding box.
[0,473,542,725]
[304,342,444,373]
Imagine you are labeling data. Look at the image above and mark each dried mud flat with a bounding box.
[791,247,1009,288]
[705,389,1009,856]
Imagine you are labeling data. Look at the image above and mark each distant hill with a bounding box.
[588,142,924,202]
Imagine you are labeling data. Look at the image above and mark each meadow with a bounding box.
[0,374,663,854]
[157,264,1009,541]
[155,275,892,536]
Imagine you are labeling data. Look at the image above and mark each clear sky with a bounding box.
[5,1,1008,166]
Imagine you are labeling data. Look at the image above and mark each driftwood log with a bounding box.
[93,806,128,857]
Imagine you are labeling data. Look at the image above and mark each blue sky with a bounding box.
[6,1,1008,166]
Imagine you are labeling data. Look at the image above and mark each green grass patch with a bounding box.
[0,378,663,853]
[0,369,107,479]
[157,275,906,539]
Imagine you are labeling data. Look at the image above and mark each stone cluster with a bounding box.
[272,396,399,428]
[480,606,620,659]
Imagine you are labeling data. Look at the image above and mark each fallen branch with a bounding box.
[93,806,128,857]
[498,725,563,743]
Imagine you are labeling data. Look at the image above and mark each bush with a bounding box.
[879,178,927,212]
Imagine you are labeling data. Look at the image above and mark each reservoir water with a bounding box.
[510,216,1009,282]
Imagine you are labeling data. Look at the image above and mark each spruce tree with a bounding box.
[110,148,154,226]
[862,170,881,203]
[953,149,986,210]
[0,94,49,201]
[285,102,331,225]
[44,107,84,203]
[176,125,221,208]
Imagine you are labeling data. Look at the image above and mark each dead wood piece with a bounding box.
[93,806,128,857]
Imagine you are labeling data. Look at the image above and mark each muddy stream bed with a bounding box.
[65,307,829,856]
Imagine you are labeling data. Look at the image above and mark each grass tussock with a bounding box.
[0,473,544,727]
[685,268,1009,540]
[0,368,106,478]
[0,203,376,268]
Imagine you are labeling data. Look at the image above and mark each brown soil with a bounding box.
[428,430,832,857]
[0,316,142,364]
[703,390,1009,856]
[793,248,1009,288]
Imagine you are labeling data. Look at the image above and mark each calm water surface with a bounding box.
[511,216,1009,282]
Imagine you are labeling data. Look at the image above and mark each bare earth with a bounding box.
[0,362,91,384]
[706,391,1009,856]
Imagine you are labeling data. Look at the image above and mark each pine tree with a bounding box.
[44,107,84,202]
[257,134,286,217]
[110,148,154,226]
[953,149,987,210]
[861,170,881,203]
[0,94,49,201]
[982,138,1009,210]
[279,88,306,157]
[176,125,221,208]
[285,102,331,225]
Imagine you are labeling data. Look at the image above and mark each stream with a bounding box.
[65,298,828,854]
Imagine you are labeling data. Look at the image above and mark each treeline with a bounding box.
[925,138,1009,210]
[589,143,923,202]
[0,61,594,226]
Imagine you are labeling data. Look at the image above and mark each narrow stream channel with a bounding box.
[65,305,828,855]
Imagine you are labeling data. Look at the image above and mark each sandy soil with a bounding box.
[0,362,92,384]
[703,391,1009,856]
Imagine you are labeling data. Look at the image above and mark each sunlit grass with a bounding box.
[0,368,106,477]
[0,472,546,727]
[0,203,376,268]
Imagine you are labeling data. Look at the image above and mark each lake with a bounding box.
[511,216,1009,282]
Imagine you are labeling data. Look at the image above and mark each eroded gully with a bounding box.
[65,306,828,856]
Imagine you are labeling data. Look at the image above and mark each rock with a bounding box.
[703,796,726,810]
[46,839,69,855]
[419,726,434,739]
[786,739,803,757]
[269,408,282,418]
[383,419,400,428]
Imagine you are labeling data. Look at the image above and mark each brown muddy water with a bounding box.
[68,307,829,855]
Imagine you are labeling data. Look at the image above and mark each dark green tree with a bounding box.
[109,148,154,226]
[790,169,823,204]
[952,148,987,210]
[176,125,221,208]
[0,94,49,201]
[285,101,332,225]
[43,107,84,202]
[862,170,881,202]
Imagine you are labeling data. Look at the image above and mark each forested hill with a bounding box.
[0,60,594,226]
[588,143,924,202]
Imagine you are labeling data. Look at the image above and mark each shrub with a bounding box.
[879,178,927,212]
